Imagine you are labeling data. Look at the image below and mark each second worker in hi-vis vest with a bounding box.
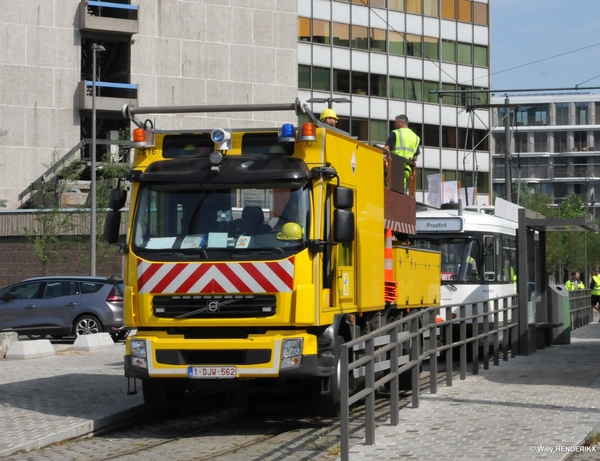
[383,114,421,189]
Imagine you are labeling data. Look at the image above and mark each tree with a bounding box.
[513,179,534,209]
[89,149,130,270]
[74,130,131,272]
[24,136,131,275]
[538,193,589,282]
[23,150,79,275]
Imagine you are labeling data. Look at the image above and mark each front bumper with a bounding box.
[124,331,330,380]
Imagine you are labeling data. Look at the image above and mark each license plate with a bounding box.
[188,366,236,379]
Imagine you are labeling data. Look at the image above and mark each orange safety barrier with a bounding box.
[384,228,397,303]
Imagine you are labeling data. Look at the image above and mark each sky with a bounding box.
[490,0,600,92]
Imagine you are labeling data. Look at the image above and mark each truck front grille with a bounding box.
[152,295,277,319]
[156,349,271,366]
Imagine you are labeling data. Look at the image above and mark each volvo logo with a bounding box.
[176,298,240,319]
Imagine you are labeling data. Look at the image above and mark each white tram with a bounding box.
[411,203,518,337]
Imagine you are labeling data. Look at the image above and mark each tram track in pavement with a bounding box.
[3,388,419,461]
[4,362,461,461]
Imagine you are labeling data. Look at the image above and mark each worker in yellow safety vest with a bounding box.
[383,114,420,188]
[565,270,585,291]
[510,266,517,284]
[591,268,600,312]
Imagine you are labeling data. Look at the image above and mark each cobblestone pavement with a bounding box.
[3,319,600,460]
[345,319,600,461]
[0,342,144,458]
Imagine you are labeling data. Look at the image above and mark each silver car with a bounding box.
[0,276,126,341]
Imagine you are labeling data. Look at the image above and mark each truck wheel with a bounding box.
[142,379,183,418]
[312,335,344,417]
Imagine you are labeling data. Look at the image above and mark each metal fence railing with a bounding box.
[569,289,593,330]
[339,291,593,460]
[339,295,519,461]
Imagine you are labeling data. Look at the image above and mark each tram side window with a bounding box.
[483,235,495,281]
[501,236,517,283]
[460,239,480,282]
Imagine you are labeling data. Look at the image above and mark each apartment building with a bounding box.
[491,92,600,214]
[0,0,491,209]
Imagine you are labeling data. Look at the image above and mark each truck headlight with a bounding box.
[130,339,147,358]
[281,338,303,369]
[130,339,148,369]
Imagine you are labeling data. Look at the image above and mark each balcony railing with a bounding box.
[493,166,549,180]
[79,1,139,35]
[553,167,568,178]
[78,80,138,112]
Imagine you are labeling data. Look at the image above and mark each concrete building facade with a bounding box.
[0,0,494,283]
[1,0,492,210]
[491,92,600,215]
[0,0,298,210]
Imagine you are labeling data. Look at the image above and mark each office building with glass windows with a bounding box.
[491,92,600,214]
[298,0,492,205]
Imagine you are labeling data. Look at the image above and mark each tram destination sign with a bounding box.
[416,217,463,232]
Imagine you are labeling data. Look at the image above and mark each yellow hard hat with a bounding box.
[320,108,338,121]
[276,222,303,241]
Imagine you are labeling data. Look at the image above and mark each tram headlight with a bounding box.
[280,338,303,369]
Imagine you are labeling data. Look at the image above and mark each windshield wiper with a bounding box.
[229,247,286,257]
[137,249,208,260]
[256,247,285,254]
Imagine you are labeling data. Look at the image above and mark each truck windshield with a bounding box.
[131,183,310,260]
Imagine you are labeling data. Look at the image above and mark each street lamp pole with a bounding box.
[504,96,512,203]
[90,43,105,276]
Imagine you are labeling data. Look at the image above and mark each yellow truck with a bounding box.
[104,100,440,416]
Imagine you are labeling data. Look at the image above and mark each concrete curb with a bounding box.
[0,405,146,458]
[72,333,115,352]
[5,339,55,360]
[0,332,18,352]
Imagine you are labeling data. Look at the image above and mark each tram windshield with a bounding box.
[412,237,481,282]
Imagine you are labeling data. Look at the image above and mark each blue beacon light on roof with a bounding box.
[279,123,296,143]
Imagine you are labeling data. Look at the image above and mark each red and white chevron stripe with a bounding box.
[137,257,295,294]
[384,219,416,235]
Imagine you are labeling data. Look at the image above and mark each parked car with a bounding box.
[0,276,127,342]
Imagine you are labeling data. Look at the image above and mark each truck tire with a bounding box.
[142,379,183,418]
[312,335,344,417]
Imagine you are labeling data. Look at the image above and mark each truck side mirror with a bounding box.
[334,209,355,242]
[103,210,121,244]
[333,186,355,242]
[108,188,127,210]
[334,187,354,209]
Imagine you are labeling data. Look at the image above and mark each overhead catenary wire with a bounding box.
[348,1,600,203]
[492,42,600,83]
